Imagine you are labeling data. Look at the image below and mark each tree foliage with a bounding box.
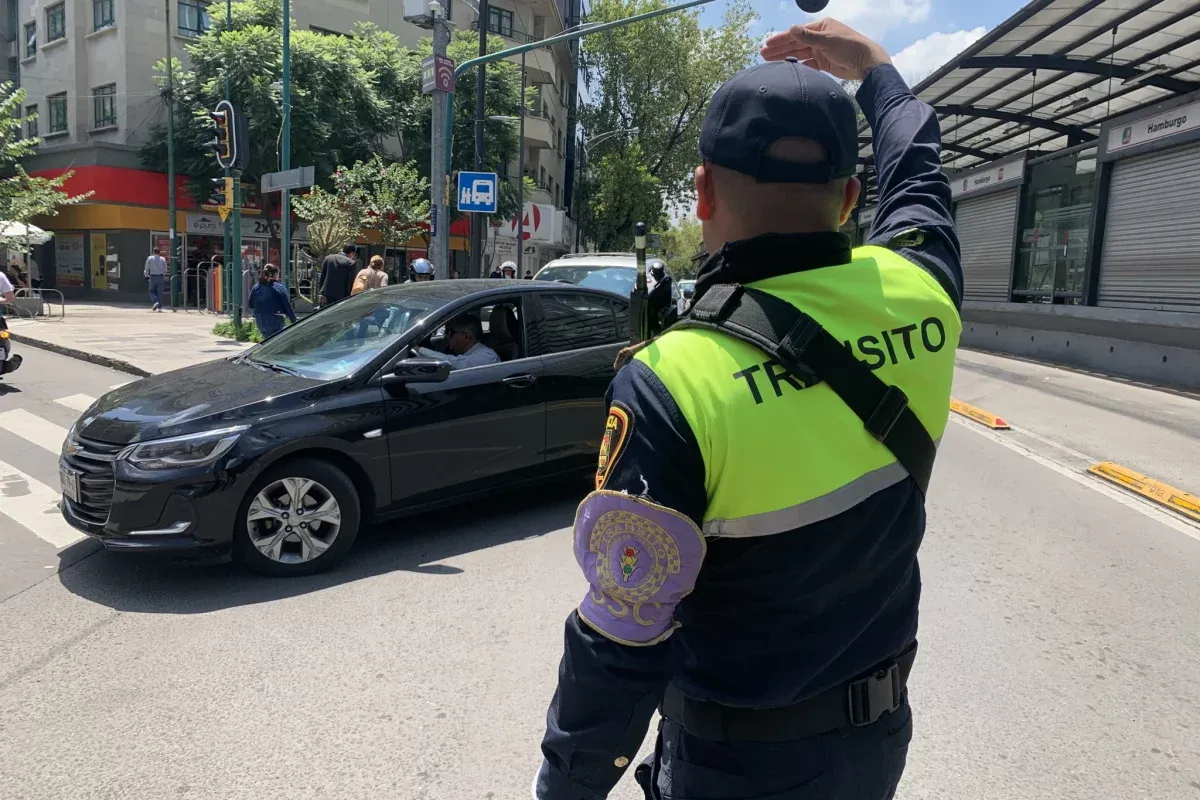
[578,143,664,251]
[578,0,758,246]
[291,185,360,260]
[0,82,92,249]
[659,216,704,280]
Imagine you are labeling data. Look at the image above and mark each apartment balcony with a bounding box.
[522,112,554,150]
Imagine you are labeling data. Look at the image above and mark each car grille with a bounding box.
[63,436,123,525]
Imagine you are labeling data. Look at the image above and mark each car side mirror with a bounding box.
[384,357,451,384]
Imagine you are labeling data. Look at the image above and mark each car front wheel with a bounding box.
[233,458,361,577]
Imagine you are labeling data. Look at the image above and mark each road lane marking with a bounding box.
[0,409,68,454]
[949,398,1010,429]
[1087,462,1200,523]
[1007,424,1096,463]
[53,394,95,413]
[949,417,1200,542]
[0,459,85,549]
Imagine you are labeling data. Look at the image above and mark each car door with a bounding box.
[382,294,549,509]
[529,290,629,472]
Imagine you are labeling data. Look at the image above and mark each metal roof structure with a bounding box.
[859,0,1200,202]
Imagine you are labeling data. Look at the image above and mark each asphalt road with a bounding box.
[0,347,1197,800]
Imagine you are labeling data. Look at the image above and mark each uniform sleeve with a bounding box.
[535,359,707,800]
[857,63,964,309]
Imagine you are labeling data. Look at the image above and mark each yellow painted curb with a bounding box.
[949,399,1011,429]
[1087,462,1200,523]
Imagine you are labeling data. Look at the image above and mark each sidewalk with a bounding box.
[6,303,251,376]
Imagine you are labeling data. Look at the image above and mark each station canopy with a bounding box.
[858,0,1200,204]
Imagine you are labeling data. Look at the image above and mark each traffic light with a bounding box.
[204,177,235,220]
[206,102,233,168]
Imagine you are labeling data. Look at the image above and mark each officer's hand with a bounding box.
[760,18,891,82]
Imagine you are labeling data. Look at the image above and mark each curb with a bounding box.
[1087,462,1200,523]
[8,332,152,377]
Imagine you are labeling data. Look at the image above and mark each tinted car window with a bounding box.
[537,293,621,354]
[535,264,635,297]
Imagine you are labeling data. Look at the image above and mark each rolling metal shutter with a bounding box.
[954,189,1018,302]
[1098,145,1200,312]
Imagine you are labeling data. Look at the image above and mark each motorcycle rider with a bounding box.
[407,258,435,283]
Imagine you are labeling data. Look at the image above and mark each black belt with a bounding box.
[660,643,917,743]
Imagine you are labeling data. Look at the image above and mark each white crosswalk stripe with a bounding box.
[54,394,97,412]
[0,460,84,549]
[0,409,69,454]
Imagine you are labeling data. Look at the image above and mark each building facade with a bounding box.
[10,0,578,299]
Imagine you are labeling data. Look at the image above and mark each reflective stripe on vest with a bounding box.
[634,246,962,538]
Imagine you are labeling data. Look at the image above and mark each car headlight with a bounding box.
[119,426,248,470]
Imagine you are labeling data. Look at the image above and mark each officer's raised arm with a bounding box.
[762,18,963,307]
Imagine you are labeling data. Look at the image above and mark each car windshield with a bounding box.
[250,293,443,380]
[536,265,635,296]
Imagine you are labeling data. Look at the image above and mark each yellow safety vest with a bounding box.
[633,245,961,538]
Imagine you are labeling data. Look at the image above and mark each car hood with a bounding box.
[76,357,327,445]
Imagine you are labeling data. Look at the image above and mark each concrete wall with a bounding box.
[960,302,1200,392]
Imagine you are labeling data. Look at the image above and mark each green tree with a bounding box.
[578,0,758,246]
[0,82,91,250]
[578,143,664,251]
[659,216,704,279]
[291,185,362,262]
[338,155,430,252]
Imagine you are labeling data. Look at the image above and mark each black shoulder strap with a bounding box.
[676,284,936,496]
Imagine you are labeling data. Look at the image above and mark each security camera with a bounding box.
[796,0,829,11]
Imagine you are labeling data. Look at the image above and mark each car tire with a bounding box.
[233,457,361,577]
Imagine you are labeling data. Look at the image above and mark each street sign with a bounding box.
[421,55,456,94]
[457,171,499,214]
[261,166,316,193]
[217,206,231,222]
[647,233,662,250]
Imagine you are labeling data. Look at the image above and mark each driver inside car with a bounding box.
[415,312,500,370]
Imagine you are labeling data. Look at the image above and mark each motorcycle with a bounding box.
[0,315,22,377]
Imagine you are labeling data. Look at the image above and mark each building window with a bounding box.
[1014,147,1097,304]
[178,0,210,37]
[93,84,116,128]
[25,104,37,138]
[443,0,452,21]
[24,21,35,57]
[6,0,15,40]
[533,15,544,38]
[487,6,514,37]
[47,93,67,134]
[93,0,115,30]
[46,3,66,42]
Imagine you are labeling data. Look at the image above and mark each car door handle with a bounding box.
[503,373,537,388]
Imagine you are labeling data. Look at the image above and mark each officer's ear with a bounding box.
[839,176,862,227]
[695,164,716,221]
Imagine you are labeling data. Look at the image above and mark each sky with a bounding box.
[697,0,1028,88]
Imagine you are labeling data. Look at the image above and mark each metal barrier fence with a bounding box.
[7,288,66,320]
[183,265,211,313]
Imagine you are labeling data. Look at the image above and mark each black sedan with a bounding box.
[59,280,630,576]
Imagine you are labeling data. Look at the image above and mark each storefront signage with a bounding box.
[55,233,86,287]
[497,202,554,243]
[1106,98,1200,154]
[186,213,276,239]
[951,157,1025,199]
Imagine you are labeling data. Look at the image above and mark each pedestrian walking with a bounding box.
[144,247,168,311]
[534,17,963,800]
[318,244,357,306]
[248,263,296,339]
[352,255,390,295]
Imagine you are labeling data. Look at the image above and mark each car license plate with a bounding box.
[60,466,80,504]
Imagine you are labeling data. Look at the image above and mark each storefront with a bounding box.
[950,153,1027,303]
[1094,92,1200,312]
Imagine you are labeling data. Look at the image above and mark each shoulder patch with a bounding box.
[888,227,926,249]
[595,403,633,490]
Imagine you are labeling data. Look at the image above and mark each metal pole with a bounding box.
[436,0,719,264]
[223,0,232,313]
[430,10,451,274]
[165,0,179,310]
[470,0,490,278]
[280,0,292,288]
[516,51,526,276]
[232,174,243,328]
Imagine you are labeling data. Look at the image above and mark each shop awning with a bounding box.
[858,0,1200,204]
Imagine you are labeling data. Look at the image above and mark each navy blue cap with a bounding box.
[699,58,859,184]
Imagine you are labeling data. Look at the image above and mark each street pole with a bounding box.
[470,0,490,277]
[165,0,179,310]
[429,7,451,273]
[223,0,232,313]
[280,0,292,288]
[436,0,720,264]
[516,51,526,276]
[232,175,243,328]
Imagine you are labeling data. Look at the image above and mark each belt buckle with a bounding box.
[847,662,901,727]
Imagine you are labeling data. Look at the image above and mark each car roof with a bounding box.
[372,278,628,303]
[538,254,637,270]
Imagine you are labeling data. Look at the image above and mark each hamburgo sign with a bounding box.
[1107,99,1200,154]
[950,157,1025,199]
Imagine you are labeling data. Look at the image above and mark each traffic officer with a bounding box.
[534,17,963,800]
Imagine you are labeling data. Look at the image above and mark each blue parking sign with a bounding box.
[457,171,499,214]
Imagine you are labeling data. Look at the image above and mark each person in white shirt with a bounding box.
[0,268,15,304]
[144,247,168,311]
[415,313,499,370]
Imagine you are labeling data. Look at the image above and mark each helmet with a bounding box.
[647,258,667,275]
[411,258,434,275]
[500,260,517,272]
